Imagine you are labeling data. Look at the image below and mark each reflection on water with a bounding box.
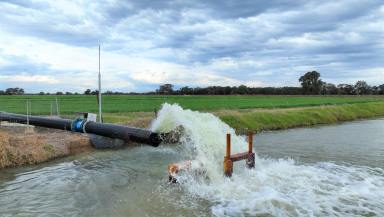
[256,119,384,169]
[0,118,383,217]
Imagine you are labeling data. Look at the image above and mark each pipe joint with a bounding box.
[71,118,87,133]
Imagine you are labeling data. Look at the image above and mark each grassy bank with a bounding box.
[97,101,384,132]
[218,102,384,132]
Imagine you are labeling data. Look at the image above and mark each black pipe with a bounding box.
[0,112,161,147]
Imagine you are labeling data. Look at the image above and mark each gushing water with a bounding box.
[151,103,255,180]
[151,104,384,216]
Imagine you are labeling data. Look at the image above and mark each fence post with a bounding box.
[26,99,30,125]
[224,133,233,177]
[55,97,60,117]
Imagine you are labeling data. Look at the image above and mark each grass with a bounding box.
[0,95,383,115]
[97,101,384,132]
[1,95,384,134]
[219,102,384,132]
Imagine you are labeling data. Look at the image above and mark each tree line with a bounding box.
[0,87,25,95]
[155,71,384,95]
[1,71,383,95]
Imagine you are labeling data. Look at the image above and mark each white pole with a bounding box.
[26,99,29,125]
[98,44,102,123]
[55,97,60,117]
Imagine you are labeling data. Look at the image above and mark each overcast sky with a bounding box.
[0,0,383,93]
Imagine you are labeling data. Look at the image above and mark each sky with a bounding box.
[0,0,383,93]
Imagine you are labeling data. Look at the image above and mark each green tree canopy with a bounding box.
[354,80,370,95]
[299,71,324,94]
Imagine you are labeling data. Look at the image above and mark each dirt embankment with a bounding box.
[0,124,92,169]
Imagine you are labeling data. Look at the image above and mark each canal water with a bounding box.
[0,104,383,216]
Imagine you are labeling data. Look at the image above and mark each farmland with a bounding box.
[1,95,384,131]
[0,95,383,115]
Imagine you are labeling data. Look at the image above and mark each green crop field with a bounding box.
[0,95,383,115]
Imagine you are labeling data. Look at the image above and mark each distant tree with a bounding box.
[321,83,337,95]
[5,87,24,95]
[84,89,91,95]
[237,85,248,95]
[91,90,99,95]
[56,91,63,95]
[5,88,13,95]
[179,86,193,95]
[337,84,354,95]
[320,85,326,95]
[354,80,370,95]
[157,84,174,94]
[38,91,45,95]
[379,84,384,95]
[65,92,72,95]
[370,86,379,95]
[206,86,215,95]
[197,84,304,95]
[192,87,204,95]
[230,86,238,95]
[104,90,114,95]
[206,86,226,95]
[299,71,324,94]
[224,86,231,95]
[279,87,302,95]
[0,90,5,95]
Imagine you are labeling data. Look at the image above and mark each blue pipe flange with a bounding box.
[71,118,86,133]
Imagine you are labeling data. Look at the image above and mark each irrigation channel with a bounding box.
[0,104,383,216]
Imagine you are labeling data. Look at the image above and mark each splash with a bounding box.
[151,103,253,180]
[151,104,384,216]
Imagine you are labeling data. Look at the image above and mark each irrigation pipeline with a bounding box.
[0,112,162,147]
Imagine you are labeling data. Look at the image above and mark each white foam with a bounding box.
[152,103,384,216]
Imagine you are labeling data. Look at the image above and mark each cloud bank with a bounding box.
[0,0,383,92]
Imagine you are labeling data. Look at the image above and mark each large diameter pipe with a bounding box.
[84,122,161,146]
[0,112,161,146]
[0,112,72,130]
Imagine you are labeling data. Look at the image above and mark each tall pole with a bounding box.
[26,99,29,125]
[98,44,102,123]
[55,97,60,117]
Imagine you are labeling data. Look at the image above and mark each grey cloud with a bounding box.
[0,0,49,9]
[0,54,52,75]
[0,0,383,92]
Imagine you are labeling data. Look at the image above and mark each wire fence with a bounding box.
[0,96,137,124]
[0,97,65,118]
